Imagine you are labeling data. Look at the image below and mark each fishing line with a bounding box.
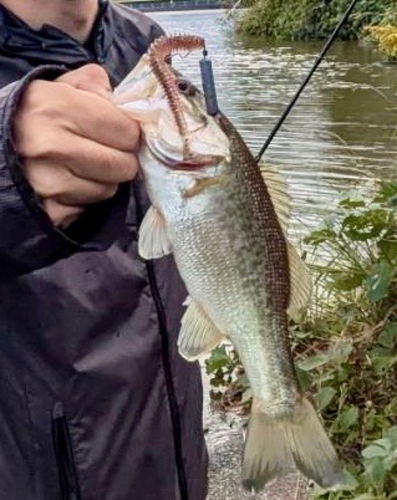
[255,0,361,163]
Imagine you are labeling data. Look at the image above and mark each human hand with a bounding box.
[13,64,140,227]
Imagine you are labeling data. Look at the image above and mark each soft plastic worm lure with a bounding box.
[147,35,205,157]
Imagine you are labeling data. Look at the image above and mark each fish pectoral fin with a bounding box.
[138,206,172,260]
[178,300,225,361]
[287,241,312,319]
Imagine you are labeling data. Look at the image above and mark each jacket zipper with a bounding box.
[133,183,189,500]
[52,402,81,500]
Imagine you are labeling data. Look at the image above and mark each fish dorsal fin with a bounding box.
[259,163,291,234]
[259,163,311,315]
[138,206,172,260]
[178,300,225,361]
[287,241,312,318]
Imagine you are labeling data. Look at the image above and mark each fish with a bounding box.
[114,34,343,491]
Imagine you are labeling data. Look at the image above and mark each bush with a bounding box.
[206,181,397,498]
[238,0,396,40]
[367,25,397,61]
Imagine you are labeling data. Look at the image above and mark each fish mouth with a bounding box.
[146,134,224,172]
[147,35,207,160]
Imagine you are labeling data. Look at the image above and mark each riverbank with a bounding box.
[119,0,222,12]
[238,0,396,40]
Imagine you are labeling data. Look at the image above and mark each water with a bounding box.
[150,10,397,238]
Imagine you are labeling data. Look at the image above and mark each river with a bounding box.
[149,9,397,500]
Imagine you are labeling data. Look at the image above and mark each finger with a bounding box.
[57,182,118,205]
[43,199,84,227]
[18,80,141,154]
[58,136,139,183]
[71,91,141,152]
[57,64,112,100]
[57,84,141,153]
[25,161,119,204]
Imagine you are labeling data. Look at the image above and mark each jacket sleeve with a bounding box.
[0,67,130,281]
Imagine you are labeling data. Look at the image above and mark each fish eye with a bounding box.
[177,79,195,96]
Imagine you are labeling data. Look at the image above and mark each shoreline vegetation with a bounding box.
[206,183,397,499]
[238,0,397,42]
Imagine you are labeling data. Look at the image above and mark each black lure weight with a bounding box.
[200,51,219,116]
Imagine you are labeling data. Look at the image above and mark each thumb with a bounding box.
[57,64,112,100]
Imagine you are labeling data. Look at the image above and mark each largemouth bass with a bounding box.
[114,35,343,491]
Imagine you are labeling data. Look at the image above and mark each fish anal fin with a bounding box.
[287,241,312,319]
[138,206,172,260]
[178,300,225,361]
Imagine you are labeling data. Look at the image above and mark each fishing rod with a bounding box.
[255,0,361,163]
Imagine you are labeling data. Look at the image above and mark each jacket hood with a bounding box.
[0,0,114,65]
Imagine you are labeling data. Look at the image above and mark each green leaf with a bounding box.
[366,457,386,483]
[378,324,397,349]
[378,238,397,262]
[340,469,359,490]
[362,444,389,459]
[385,426,397,442]
[316,386,337,410]
[374,438,392,452]
[342,209,389,241]
[304,228,337,245]
[298,354,330,371]
[367,260,393,302]
[332,271,364,291]
[295,367,312,392]
[205,346,232,373]
[374,181,397,204]
[333,341,354,362]
[339,198,366,208]
[339,406,359,430]
[371,355,395,374]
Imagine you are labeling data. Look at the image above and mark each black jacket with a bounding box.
[0,2,208,499]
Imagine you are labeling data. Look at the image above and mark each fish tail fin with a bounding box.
[242,397,344,492]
